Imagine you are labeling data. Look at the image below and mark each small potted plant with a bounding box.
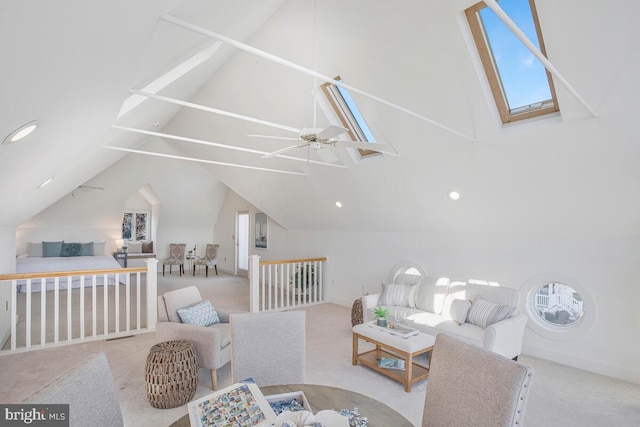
[374,307,388,327]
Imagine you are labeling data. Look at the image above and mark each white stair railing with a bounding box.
[0,258,157,352]
[248,256,327,313]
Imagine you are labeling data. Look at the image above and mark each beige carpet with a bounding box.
[1,272,639,426]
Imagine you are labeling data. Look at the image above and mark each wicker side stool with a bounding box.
[145,340,199,409]
[351,297,364,326]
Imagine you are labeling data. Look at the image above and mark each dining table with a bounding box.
[169,383,413,426]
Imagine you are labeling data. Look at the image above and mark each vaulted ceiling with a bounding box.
[2,0,639,235]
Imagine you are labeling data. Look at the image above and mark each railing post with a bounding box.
[249,255,260,313]
[146,258,158,330]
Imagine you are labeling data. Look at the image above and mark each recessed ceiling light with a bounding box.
[38,177,53,189]
[3,120,38,145]
[335,201,343,208]
[449,191,460,201]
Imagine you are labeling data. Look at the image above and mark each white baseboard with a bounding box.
[522,343,640,385]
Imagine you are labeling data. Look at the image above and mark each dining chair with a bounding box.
[23,352,124,427]
[229,311,305,386]
[162,243,186,276]
[422,334,534,427]
[193,243,219,277]
[156,286,236,390]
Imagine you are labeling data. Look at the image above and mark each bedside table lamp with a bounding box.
[116,239,128,253]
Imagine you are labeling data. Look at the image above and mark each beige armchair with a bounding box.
[422,334,534,427]
[162,243,186,276]
[193,243,219,277]
[156,286,235,389]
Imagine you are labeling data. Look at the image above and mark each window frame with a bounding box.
[321,76,381,158]
[122,210,150,241]
[465,0,560,124]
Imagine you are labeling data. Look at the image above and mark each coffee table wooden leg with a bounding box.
[352,333,358,365]
[405,352,413,392]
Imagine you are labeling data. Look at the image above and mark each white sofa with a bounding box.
[361,274,527,359]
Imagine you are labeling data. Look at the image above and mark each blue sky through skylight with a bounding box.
[335,85,376,142]
[479,0,551,110]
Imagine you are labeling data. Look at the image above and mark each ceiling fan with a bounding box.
[252,125,386,159]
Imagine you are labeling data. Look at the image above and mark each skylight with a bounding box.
[465,0,559,124]
[117,42,222,119]
[321,76,380,158]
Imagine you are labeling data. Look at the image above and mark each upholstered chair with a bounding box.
[229,311,305,386]
[156,286,236,390]
[193,243,219,277]
[422,334,534,427]
[162,243,186,276]
[23,352,123,427]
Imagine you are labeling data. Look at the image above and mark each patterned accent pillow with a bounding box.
[466,298,515,328]
[61,243,81,257]
[177,300,220,327]
[378,284,417,308]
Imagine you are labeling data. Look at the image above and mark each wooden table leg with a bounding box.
[352,333,358,365]
[405,352,413,392]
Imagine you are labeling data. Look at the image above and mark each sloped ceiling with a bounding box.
[2,0,639,235]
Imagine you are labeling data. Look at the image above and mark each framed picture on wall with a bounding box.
[255,212,268,249]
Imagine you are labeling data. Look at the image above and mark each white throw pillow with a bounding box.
[378,283,417,308]
[466,297,515,328]
[442,296,471,325]
[28,242,43,257]
[92,240,106,256]
[128,241,143,254]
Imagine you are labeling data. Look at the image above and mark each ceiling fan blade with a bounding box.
[248,134,299,142]
[334,140,386,150]
[262,144,307,158]
[318,125,348,139]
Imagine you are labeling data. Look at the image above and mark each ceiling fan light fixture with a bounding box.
[4,120,38,145]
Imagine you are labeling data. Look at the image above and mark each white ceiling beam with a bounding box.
[483,0,598,118]
[103,146,307,176]
[130,90,300,133]
[111,125,347,169]
[161,14,477,142]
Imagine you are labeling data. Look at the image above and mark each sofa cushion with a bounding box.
[414,277,450,314]
[379,283,417,308]
[178,300,220,327]
[466,298,516,328]
[442,296,471,324]
[393,273,423,286]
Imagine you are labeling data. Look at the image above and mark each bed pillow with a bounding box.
[142,241,154,253]
[28,242,43,257]
[177,300,220,327]
[42,241,64,257]
[92,241,106,256]
[79,242,94,256]
[61,243,81,257]
[378,283,417,308]
[128,241,143,254]
[466,297,516,328]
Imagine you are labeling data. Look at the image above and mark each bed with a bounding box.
[15,241,123,293]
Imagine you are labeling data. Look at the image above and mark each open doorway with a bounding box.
[236,211,249,276]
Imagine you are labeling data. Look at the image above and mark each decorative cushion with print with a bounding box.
[466,297,515,328]
[177,300,220,327]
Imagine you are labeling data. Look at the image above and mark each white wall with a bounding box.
[215,189,640,384]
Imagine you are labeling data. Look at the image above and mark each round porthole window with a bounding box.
[520,274,595,341]
[531,282,585,328]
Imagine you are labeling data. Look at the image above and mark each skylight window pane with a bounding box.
[322,76,380,158]
[465,0,559,124]
[479,0,550,111]
[334,85,376,142]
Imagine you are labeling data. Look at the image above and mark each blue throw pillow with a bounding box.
[79,242,94,256]
[61,243,81,257]
[177,300,220,327]
[42,241,64,257]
